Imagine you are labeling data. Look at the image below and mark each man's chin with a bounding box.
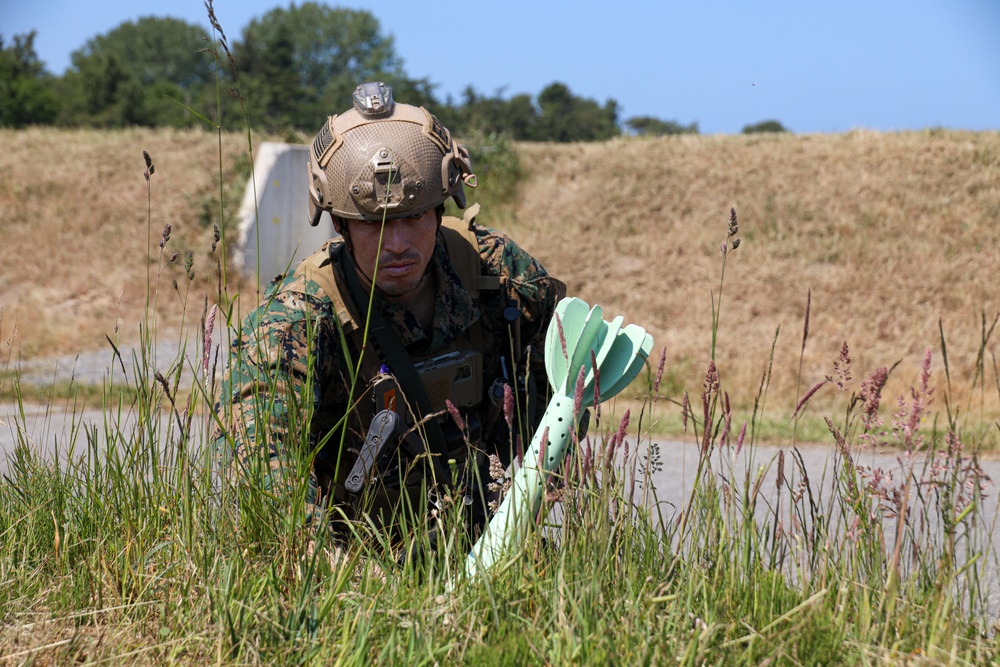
[375,275,422,297]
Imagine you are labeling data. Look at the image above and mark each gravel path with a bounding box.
[1,325,225,475]
[12,326,225,387]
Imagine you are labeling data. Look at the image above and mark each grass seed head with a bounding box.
[681,391,690,432]
[703,360,720,396]
[861,366,889,431]
[735,421,747,456]
[652,346,667,394]
[834,341,852,390]
[203,303,218,373]
[445,398,465,431]
[502,381,514,429]
[573,364,586,418]
[142,149,155,181]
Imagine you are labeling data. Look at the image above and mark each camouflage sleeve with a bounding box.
[214,271,343,527]
[475,224,567,389]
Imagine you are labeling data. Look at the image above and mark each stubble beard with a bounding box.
[372,252,428,297]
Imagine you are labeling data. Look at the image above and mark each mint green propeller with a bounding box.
[466,297,653,577]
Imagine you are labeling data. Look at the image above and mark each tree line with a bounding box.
[0,4,787,139]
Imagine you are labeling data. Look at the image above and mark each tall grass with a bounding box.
[4,188,998,662]
[1,11,998,666]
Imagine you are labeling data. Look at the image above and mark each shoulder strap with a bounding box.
[439,204,501,298]
[298,239,360,334]
[335,247,452,482]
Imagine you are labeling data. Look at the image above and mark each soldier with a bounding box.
[216,82,565,551]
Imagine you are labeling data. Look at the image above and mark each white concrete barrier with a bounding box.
[233,142,336,284]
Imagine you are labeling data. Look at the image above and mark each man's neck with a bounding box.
[390,272,436,330]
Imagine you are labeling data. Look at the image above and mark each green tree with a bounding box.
[381,76,439,113]
[742,119,789,134]
[503,94,537,139]
[447,83,620,142]
[449,87,538,140]
[233,21,310,131]
[59,17,215,127]
[625,115,699,136]
[532,82,619,142]
[232,3,425,130]
[0,32,59,127]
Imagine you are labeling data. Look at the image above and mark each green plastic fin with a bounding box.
[602,329,654,399]
[567,304,604,393]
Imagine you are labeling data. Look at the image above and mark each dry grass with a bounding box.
[2,127,999,424]
[0,127,250,358]
[507,130,1000,421]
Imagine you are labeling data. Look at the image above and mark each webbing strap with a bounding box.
[335,246,452,483]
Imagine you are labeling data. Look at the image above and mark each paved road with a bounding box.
[4,401,996,526]
[1,326,223,475]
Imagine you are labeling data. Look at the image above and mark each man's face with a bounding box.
[344,208,438,297]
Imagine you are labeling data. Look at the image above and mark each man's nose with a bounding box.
[380,218,411,253]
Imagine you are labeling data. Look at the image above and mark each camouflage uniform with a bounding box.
[215,220,565,536]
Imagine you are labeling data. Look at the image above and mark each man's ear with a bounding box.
[333,216,353,253]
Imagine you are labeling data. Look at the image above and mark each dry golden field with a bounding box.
[509,130,1000,423]
[0,127,252,357]
[2,127,999,426]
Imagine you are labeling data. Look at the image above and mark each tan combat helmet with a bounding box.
[308,81,477,225]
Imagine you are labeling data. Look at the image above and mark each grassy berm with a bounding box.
[509,130,1000,439]
[3,128,1000,435]
[1,127,1000,665]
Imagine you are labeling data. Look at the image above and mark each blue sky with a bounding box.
[3,0,999,134]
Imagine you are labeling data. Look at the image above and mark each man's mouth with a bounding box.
[380,261,414,276]
[379,252,419,275]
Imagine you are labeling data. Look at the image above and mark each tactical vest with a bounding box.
[299,205,498,372]
[297,205,503,501]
